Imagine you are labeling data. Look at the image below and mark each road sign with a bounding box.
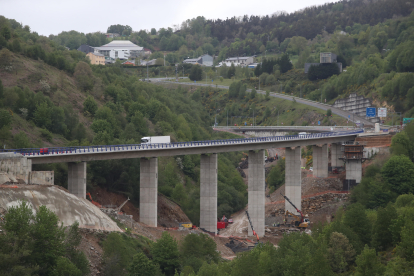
[356,120,361,127]
[403,118,414,124]
[348,115,351,119]
[378,108,387,117]
[318,121,320,125]
[366,107,376,117]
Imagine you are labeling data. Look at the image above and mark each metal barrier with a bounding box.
[8,130,364,157]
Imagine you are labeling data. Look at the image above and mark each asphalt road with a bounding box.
[154,79,375,127]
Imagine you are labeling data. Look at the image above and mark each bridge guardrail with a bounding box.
[213,126,356,130]
[6,130,364,157]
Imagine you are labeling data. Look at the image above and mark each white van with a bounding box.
[298,132,307,138]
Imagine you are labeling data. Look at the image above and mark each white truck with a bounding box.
[141,136,171,144]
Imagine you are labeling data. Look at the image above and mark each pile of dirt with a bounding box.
[269,193,349,217]
[301,177,343,196]
[90,187,190,228]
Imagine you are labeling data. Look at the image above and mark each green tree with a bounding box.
[51,257,82,276]
[343,203,371,245]
[279,53,293,73]
[266,158,285,191]
[83,96,98,116]
[0,109,12,128]
[327,232,355,273]
[354,245,385,276]
[381,155,414,195]
[396,220,414,261]
[391,131,414,161]
[189,65,202,81]
[34,102,52,129]
[250,88,257,99]
[227,63,236,79]
[152,232,180,276]
[326,109,332,117]
[150,28,156,35]
[30,206,66,275]
[371,203,397,251]
[127,252,158,276]
[179,234,220,272]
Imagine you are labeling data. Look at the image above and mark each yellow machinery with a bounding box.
[284,210,309,228]
[179,222,193,229]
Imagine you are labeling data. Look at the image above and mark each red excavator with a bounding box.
[86,193,102,208]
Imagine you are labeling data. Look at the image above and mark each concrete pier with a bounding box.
[68,162,86,198]
[248,150,265,237]
[331,143,343,167]
[313,145,328,177]
[140,157,158,227]
[346,160,362,183]
[285,147,301,214]
[200,154,218,233]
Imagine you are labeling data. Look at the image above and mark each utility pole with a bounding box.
[163,53,165,66]
[147,63,149,81]
[227,109,228,128]
[259,77,260,90]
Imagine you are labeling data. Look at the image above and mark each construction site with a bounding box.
[0,133,393,274]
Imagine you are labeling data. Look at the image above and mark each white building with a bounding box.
[224,56,255,67]
[183,54,213,67]
[94,40,144,60]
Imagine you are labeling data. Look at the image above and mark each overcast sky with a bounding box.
[1,0,334,36]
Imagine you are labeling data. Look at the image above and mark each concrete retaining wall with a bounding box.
[29,171,54,185]
[0,153,32,183]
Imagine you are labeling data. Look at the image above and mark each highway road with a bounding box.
[154,79,375,127]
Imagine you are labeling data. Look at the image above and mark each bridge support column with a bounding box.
[313,145,328,177]
[248,150,265,237]
[346,160,362,183]
[200,154,217,233]
[331,143,343,167]
[68,162,86,199]
[140,157,158,227]
[285,147,301,215]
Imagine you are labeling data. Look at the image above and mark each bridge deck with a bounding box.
[7,130,363,164]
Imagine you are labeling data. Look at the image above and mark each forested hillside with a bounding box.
[0,16,247,226]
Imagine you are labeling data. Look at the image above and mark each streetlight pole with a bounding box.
[147,63,149,81]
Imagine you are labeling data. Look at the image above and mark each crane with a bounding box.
[117,197,130,213]
[280,193,309,228]
[245,210,260,242]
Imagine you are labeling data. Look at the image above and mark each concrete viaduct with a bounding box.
[9,130,363,236]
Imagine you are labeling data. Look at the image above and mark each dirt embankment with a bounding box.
[90,186,190,228]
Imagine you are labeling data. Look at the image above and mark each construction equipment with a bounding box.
[116,197,130,213]
[281,193,309,228]
[86,193,102,208]
[245,211,260,242]
[284,210,309,228]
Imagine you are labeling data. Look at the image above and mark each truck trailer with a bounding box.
[141,136,171,144]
